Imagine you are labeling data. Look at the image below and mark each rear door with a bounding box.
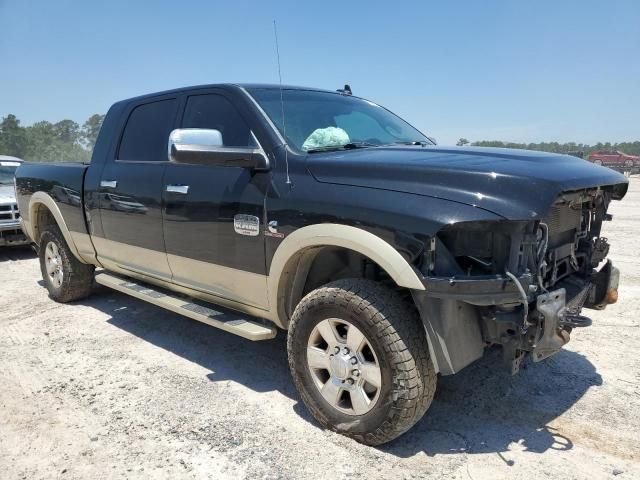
[161,91,270,308]
[96,96,179,280]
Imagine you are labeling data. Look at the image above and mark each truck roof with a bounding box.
[117,83,338,106]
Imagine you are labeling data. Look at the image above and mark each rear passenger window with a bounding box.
[182,94,255,147]
[118,99,178,161]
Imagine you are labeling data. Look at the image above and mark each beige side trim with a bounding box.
[70,232,99,264]
[93,236,270,311]
[168,254,268,310]
[28,192,89,264]
[99,263,271,322]
[93,236,173,281]
[266,223,425,326]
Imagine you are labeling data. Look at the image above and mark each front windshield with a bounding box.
[247,88,431,152]
[0,164,19,184]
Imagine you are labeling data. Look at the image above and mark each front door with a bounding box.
[96,97,179,280]
[162,92,270,308]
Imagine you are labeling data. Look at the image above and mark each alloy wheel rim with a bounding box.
[45,241,63,288]
[306,318,382,416]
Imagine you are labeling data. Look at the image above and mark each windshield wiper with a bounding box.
[306,142,379,153]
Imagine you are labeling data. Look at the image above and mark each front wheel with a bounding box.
[39,225,95,302]
[287,279,436,445]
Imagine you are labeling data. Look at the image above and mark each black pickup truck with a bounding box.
[15,84,627,445]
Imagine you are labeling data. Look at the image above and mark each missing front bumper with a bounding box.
[531,289,572,362]
[415,261,620,375]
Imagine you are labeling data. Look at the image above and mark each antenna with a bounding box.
[273,20,291,185]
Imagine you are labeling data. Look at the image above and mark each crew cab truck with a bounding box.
[15,84,627,445]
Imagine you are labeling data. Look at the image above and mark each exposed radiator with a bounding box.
[546,203,581,235]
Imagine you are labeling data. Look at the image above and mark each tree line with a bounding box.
[456,138,640,157]
[2,113,639,162]
[0,113,104,162]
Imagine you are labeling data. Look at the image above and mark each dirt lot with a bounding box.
[1,179,639,480]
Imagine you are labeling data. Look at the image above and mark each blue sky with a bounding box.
[1,0,638,145]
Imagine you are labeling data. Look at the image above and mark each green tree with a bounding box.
[456,138,469,146]
[0,114,28,158]
[53,119,81,144]
[82,114,105,150]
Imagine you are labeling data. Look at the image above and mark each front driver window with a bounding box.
[182,94,256,148]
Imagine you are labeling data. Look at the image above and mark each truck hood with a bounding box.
[307,146,628,220]
[0,184,16,204]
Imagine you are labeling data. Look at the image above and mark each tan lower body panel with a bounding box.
[93,236,173,280]
[92,237,269,310]
[70,232,99,264]
[95,271,276,341]
[167,254,268,309]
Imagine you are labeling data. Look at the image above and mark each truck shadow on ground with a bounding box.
[0,246,36,262]
[378,346,601,459]
[88,284,601,459]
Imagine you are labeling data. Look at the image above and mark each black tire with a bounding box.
[39,225,94,302]
[287,279,436,445]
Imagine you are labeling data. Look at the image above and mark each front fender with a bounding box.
[266,223,425,328]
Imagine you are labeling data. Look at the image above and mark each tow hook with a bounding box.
[532,288,572,363]
[559,311,592,328]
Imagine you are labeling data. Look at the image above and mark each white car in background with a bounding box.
[0,155,29,247]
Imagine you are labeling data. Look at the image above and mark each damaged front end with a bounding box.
[413,186,623,375]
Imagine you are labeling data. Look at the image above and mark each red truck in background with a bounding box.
[588,150,639,170]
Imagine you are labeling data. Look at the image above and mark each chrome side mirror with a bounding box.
[168,128,269,170]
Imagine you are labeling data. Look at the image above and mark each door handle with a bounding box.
[165,185,189,194]
[100,180,117,188]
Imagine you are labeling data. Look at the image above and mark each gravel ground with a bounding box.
[1,178,639,480]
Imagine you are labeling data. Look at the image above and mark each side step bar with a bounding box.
[95,271,277,341]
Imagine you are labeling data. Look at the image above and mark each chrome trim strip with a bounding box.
[100,180,118,188]
[165,185,190,194]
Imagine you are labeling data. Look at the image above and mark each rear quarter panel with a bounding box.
[15,162,89,239]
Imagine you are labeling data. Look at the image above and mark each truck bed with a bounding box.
[15,162,90,241]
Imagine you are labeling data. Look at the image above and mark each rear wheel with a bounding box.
[287,279,436,445]
[39,225,94,302]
